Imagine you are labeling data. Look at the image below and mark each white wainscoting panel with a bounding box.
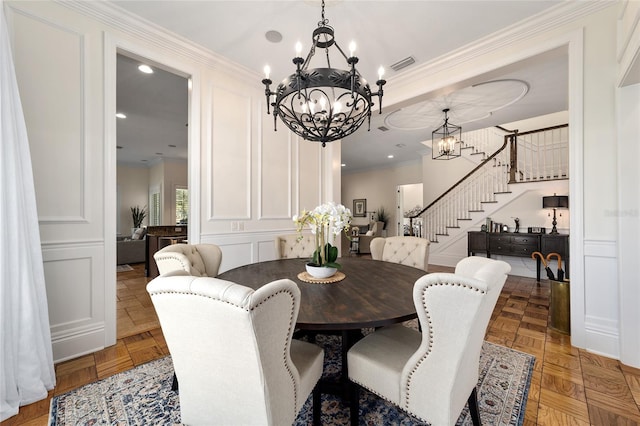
[297,140,322,210]
[10,9,87,223]
[42,242,106,362]
[583,239,619,358]
[201,230,297,273]
[209,85,251,219]
[258,239,277,261]
[259,114,292,219]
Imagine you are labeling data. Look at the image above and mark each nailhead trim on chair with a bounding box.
[403,281,486,411]
[160,254,191,272]
[151,287,301,419]
[350,379,431,423]
[251,289,300,418]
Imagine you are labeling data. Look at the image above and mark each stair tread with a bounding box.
[468,210,485,212]
[494,191,513,194]
[480,200,498,204]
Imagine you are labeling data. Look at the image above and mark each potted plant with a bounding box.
[294,202,352,278]
[376,206,390,230]
[130,205,147,230]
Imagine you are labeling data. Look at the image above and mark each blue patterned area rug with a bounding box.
[49,331,534,425]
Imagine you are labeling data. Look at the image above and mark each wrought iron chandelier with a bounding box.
[261,0,386,147]
[432,108,462,160]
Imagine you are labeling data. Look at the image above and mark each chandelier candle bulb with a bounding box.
[263,65,270,79]
[378,66,385,80]
[349,41,356,57]
[295,41,302,57]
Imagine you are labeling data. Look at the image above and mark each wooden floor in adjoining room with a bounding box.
[3,262,640,425]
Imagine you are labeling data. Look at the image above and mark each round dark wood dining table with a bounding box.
[217,256,428,331]
[218,256,428,396]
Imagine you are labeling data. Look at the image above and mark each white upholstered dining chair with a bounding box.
[347,256,511,426]
[274,234,316,259]
[153,243,222,277]
[147,274,324,426]
[370,236,430,272]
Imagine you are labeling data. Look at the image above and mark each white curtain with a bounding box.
[0,0,56,420]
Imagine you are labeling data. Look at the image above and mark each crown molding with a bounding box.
[389,1,616,92]
[55,0,260,84]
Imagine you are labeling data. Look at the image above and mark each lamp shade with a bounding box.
[543,195,569,209]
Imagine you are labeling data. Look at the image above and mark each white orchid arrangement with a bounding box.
[293,202,352,268]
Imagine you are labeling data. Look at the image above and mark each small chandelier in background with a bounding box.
[432,108,462,160]
[261,0,386,147]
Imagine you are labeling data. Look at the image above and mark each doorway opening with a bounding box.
[115,52,189,339]
[396,183,423,237]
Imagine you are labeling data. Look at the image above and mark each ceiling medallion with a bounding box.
[261,0,386,147]
[384,79,529,131]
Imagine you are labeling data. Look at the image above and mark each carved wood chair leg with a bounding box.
[312,384,321,426]
[350,382,360,426]
[468,387,481,426]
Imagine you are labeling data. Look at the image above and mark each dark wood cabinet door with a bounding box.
[468,232,487,255]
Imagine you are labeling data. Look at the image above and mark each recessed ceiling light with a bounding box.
[387,155,394,159]
[395,143,406,148]
[168,144,176,148]
[138,64,153,74]
[115,113,126,119]
[116,146,123,149]
[341,163,346,167]
[155,152,163,156]
[141,159,148,162]
[265,30,283,43]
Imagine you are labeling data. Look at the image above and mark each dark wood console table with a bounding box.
[468,231,569,281]
[145,225,187,278]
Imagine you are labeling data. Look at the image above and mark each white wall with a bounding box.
[342,162,422,236]
[6,0,332,362]
[347,3,626,361]
[122,159,187,231]
[422,153,475,206]
[7,0,635,366]
[116,165,149,235]
[617,82,640,367]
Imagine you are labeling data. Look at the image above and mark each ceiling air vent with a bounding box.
[377,126,390,132]
[390,56,416,72]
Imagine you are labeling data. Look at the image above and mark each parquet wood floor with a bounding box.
[3,262,640,425]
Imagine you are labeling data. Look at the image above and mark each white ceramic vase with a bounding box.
[305,263,337,279]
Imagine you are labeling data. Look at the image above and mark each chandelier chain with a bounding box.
[320,0,327,26]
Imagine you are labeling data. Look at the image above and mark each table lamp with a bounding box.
[543,194,569,234]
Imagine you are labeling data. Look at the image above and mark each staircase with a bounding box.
[410,124,569,244]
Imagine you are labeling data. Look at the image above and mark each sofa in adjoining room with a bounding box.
[357,221,385,254]
[117,229,147,265]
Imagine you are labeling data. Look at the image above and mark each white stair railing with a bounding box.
[412,124,569,242]
[418,128,510,242]
[512,124,569,182]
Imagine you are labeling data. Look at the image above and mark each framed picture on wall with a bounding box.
[353,199,366,217]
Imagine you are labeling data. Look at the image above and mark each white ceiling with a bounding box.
[113,0,570,171]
